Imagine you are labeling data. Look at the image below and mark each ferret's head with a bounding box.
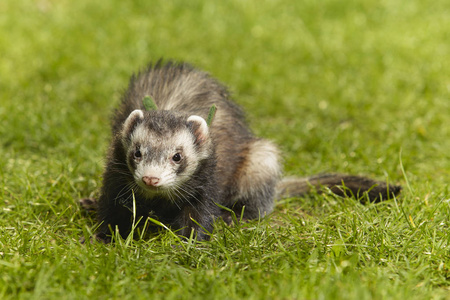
[120,109,213,195]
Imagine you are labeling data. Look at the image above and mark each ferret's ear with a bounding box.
[122,109,144,139]
[187,115,209,146]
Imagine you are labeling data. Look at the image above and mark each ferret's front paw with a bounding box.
[79,198,98,212]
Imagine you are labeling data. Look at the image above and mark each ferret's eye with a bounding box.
[172,153,182,163]
[134,149,142,159]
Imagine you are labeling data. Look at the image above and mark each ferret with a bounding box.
[82,60,401,243]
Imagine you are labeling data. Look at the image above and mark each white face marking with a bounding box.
[128,124,202,196]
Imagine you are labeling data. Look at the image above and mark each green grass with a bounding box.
[1,0,449,299]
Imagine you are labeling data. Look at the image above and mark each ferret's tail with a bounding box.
[275,174,401,202]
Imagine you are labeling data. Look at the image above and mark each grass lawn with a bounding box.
[1,0,449,299]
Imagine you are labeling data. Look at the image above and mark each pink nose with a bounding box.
[142,176,160,186]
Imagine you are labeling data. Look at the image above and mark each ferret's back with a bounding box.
[112,61,249,137]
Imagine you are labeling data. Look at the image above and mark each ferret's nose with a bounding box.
[142,176,160,187]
